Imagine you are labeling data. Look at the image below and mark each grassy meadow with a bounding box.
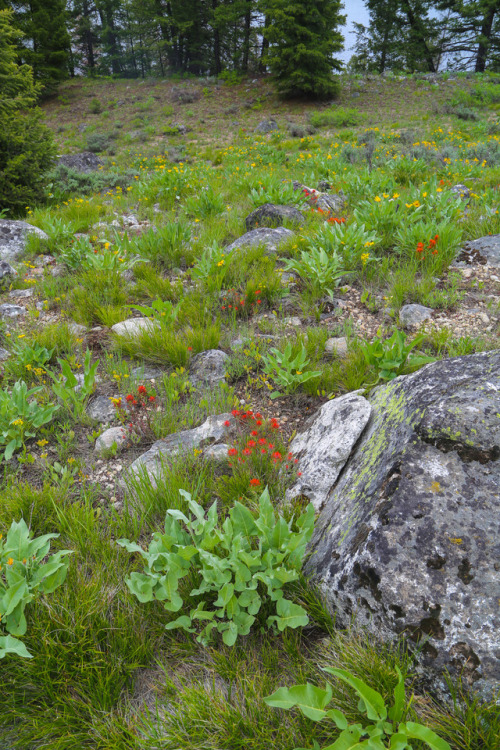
[0,71,499,748]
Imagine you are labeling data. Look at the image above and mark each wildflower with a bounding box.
[7,558,14,566]
[250,430,258,436]
[272,451,282,460]
[416,242,425,254]
[374,196,382,202]
[258,438,267,445]
[125,394,135,402]
[36,439,48,447]
[137,385,147,394]
[12,419,24,427]
[228,448,238,456]
[224,420,231,427]
[148,396,156,402]
[247,440,256,448]
[249,478,261,486]
[361,253,370,265]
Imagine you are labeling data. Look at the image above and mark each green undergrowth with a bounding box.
[0,72,498,748]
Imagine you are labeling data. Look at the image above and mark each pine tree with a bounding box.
[262,0,345,99]
[0,9,56,215]
[11,0,70,95]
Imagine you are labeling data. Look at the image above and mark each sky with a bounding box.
[340,0,370,63]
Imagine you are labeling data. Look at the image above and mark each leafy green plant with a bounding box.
[59,234,147,272]
[361,330,435,386]
[190,242,232,291]
[262,343,322,397]
[118,488,314,646]
[0,518,72,659]
[264,666,451,750]
[284,247,348,298]
[47,349,99,418]
[128,298,182,326]
[310,222,380,269]
[250,181,307,207]
[0,381,58,460]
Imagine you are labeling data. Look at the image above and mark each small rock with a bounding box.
[399,304,433,329]
[245,204,303,231]
[87,396,118,423]
[68,322,87,336]
[0,220,48,261]
[0,347,10,361]
[130,365,165,380]
[95,426,129,455]
[57,151,104,173]
[254,119,278,133]
[0,303,26,319]
[284,316,302,327]
[111,317,160,338]
[0,261,17,280]
[325,337,348,358]
[190,349,229,388]
[225,227,294,255]
[8,288,33,299]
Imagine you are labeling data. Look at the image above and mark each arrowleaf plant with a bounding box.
[262,343,322,397]
[0,381,59,460]
[0,519,72,659]
[361,329,436,387]
[118,488,315,646]
[264,666,452,750]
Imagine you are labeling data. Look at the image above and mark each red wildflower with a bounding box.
[138,385,147,394]
[224,420,231,427]
[125,394,134,402]
[272,451,282,460]
[251,430,258,436]
[258,438,267,445]
[149,396,156,402]
[247,440,256,448]
[228,448,238,456]
[249,478,261,486]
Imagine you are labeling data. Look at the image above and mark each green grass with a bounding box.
[0,71,498,749]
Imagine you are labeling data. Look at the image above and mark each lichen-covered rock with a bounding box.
[399,303,433,329]
[453,234,500,268]
[0,220,48,261]
[225,227,294,255]
[0,261,17,280]
[245,203,303,231]
[305,351,500,700]
[87,396,118,423]
[0,303,26,320]
[57,151,103,173]
[254,118,278,133]
[287,392,372,510]
[189,349,228,388]
[324,337,348,358]
[124,413,236,486]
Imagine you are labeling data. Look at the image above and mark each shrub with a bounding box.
[309,106,363,129]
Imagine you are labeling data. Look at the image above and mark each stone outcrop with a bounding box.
[225,227,294,255]
[189,349,228,388]
[303,351,500,700]
[0,220,48,261]
[57,151,104,173]
[245,203,303,231]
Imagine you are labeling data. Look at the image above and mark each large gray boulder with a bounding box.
[225,227,294,255]
[287,392,372,511]
[245,203,303,231]
[0,220,48,261]
[305,351,500,700]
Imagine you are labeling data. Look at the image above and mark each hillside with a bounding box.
[0,72,499,748]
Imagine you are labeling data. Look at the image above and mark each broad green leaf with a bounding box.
[125,573,155,603]
[271,597,309,631]
[321,725,365,749]
[264,682,332,721]
[215,583,234,608]
[231,502,258,538]
[323,669,387,721]
[1,578,29,617]
[389,734,410,750]
[0,635,32,659]
[404,722,451,750]
[326,708,349,729]
[164,615,194,632]
[4,438,18,461]
[221,621,238,646]
[388,667,406,723]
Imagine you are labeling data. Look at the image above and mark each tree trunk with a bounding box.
[475,2,497,72]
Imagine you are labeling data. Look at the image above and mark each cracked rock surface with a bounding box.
[305,350,500,700]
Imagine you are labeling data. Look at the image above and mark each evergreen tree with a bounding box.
[10,0,70,94]
[261,0,345,99]
[0,9,56,215]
